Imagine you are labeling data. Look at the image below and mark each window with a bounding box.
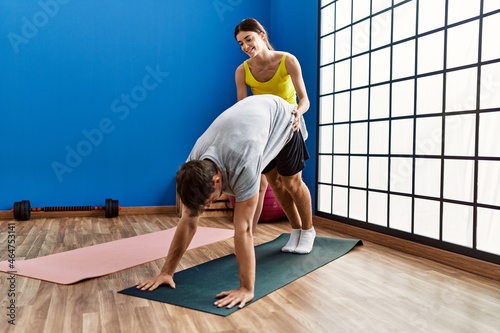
[318,0,500,263]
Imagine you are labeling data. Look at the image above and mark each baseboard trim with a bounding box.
[0,205,177,220]
[313,216,500,281]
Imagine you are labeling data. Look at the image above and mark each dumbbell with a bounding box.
[12,198,120,221]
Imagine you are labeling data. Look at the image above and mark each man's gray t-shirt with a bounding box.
[187,94,296,202]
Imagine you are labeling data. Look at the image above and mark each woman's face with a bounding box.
[236,30,264,57]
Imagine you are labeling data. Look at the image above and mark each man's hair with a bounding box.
[176,160,217,216]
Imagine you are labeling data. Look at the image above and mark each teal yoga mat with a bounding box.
[118,233,362,316]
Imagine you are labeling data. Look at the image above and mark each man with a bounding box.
[136,94,315,309]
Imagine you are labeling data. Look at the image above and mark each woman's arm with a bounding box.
[235,64,248,101]
[286,53,310,117]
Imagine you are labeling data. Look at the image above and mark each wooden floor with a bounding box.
[1,214,499,333]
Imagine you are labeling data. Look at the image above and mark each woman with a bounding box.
[233,18,315,254]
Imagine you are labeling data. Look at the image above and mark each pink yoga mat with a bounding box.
[0,226,233,284]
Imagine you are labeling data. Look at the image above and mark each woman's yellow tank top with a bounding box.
[243,54,297,106]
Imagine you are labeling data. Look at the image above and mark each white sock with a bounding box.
[294,228,316,254]
[281,229,301,253]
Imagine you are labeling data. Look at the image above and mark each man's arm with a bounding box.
[136,204,199,291]
[214,194,258,309]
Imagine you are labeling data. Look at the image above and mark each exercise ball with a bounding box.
[228,185,285,222]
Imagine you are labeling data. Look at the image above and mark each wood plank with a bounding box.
[1,214,499,333]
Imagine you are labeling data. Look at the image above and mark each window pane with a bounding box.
[479,111,500,157]
[447,0,480,25]
[370,84,390,119]
[350,156,367,188]
[369,120,389,154]
[443,159,474,203]
[417,31,444,75]
[320,34,335,65]
[484,0,500,13]
[390,157,413,194]
[371,12,392,49]
[335,26,352,61]
[321,0,335,8]
[445,67,477,112]
[320,95,334,125]
[351,88,369,121]
[318,155,333,183]
[335,59,351,92]
[479,62,500,110]
[371,47,391,84]
[321,3,335,36]
[333,155,349,186]
[368,191,387,226]
[333,186,349,217]
[372,0,392,15]
[352,19,371,55]
[443,202,473,247]
[352,54,369,88]
[415,158,441,198]
[477,208,500,255]
[349,189,366,221]
[414,198,441,239]
[418,0,446,33]
[389,195,412,232]
[334,123,350,153]
[416,74,443,115]
[369,156,388,191]
[334,92,350,123]
[393,0,416,42]
[319,125,333,153]
[415,116,442,156]
[391,119,414,154]
[336,0,352,30]
[444,114,476,157]
[392,79,414,117]
[447,21,479,69]
[318,184,333,213]
[477,161,500,207]
[481,13,500,62]
[351,122,368,154]
[353,0,371,22]
[320,64,334,94]
[392,40,416,79]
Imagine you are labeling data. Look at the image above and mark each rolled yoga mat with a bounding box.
[119,233,363,316]
[0,226,234,284]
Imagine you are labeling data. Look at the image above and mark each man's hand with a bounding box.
[136,272,175,291]
[214,288,254,309]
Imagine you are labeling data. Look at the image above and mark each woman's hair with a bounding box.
[234,18,274,51]
[176,160,217,216]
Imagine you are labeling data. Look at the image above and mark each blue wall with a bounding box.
[0,0,317,210]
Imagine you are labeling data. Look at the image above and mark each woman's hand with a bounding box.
[292,109,301,132]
